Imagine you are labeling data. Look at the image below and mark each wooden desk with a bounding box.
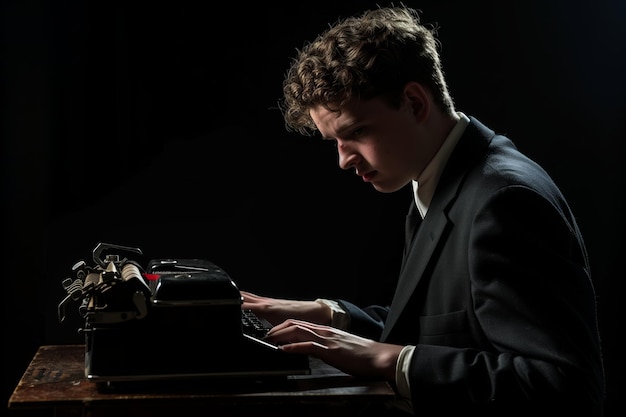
[8,345,397,417]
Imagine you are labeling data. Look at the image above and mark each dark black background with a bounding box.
[2,0,625,416]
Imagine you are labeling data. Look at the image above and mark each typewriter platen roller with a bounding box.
[58,243,310,384]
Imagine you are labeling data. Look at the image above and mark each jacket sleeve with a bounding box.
[336,299,390,340]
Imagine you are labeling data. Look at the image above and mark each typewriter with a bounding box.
[58,243,310,384]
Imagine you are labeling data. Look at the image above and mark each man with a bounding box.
[242,6,604,415]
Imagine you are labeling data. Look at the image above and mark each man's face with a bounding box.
[309,96,428,193]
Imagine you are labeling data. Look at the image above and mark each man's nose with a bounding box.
[338,145,358,171]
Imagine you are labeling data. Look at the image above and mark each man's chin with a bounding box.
[371,181,407,194]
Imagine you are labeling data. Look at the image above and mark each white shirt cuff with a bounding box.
[392,345,415,413]
[314,298,350,329]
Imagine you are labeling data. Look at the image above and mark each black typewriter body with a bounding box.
[58,243,310,384]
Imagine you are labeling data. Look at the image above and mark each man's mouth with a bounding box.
[360,171,376,182]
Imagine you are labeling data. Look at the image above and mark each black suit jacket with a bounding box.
[338,117,604,415]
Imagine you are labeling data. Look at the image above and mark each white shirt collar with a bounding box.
[412,112,470,218]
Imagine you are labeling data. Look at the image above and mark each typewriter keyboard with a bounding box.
[241,309,272,338]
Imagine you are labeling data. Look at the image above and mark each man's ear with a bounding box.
[403,81,430,121]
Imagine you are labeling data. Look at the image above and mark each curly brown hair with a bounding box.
[280,6,455,136]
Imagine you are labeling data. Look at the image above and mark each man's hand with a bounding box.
[240,291,332,326]
[265,318,403,382]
